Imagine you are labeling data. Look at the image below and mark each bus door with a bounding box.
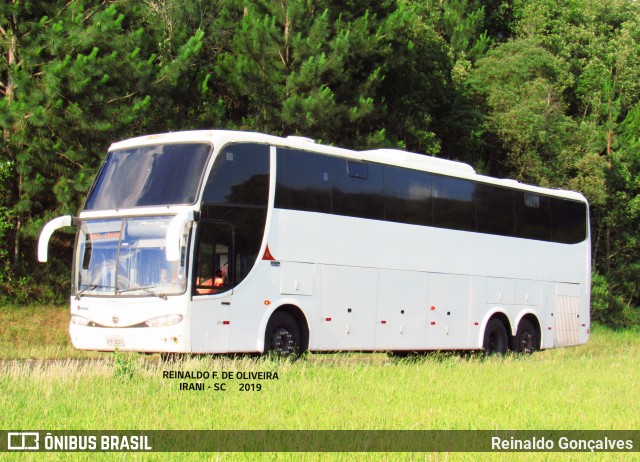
[191,221,234,353]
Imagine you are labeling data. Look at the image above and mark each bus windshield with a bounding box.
[84,143,211,210]
[75,217,189,297]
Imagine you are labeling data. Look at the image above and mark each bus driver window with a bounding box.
[194,222,232,295]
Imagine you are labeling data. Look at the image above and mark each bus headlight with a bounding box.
[71,315,91,326]
[145,314,183,327]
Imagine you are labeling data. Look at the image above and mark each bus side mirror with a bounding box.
[166,211,194,262]
[38,215,73,262]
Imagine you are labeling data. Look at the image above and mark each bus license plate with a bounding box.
[107,336,125,347]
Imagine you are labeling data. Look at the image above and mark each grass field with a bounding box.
[1,304,639,461]
[0,304,101,359]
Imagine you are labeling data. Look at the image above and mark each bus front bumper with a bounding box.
[69,322,191,353]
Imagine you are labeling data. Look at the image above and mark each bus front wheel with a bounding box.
[483,318,508,355]
[264,312,302,358]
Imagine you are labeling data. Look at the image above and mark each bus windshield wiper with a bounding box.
[118,285,168,300]
[75,284,116,300]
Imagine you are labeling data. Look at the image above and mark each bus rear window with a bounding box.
[84,143,212,210]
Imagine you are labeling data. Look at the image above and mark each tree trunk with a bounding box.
[4,11,20,267]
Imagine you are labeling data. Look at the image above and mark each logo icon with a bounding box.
[8,432,39,450]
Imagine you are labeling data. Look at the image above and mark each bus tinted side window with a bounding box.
[383,165,432,226]
[550,198,587,244]
[432,175,476,232]
[332,159,384,220]
[201,143,269,207]
[274,147,586,244]
[276,150,384,220]
[275,149,332,214]
[200,143,270,289]
[515,192,551,241]
[476,183,515,236]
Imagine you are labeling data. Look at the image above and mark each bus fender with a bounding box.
[255,299,310,353]
[477,308,512,349]
[513,310,543,348]
[513,310,539,333]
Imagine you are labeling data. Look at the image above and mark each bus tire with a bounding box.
[483,318,508,355]
[264,311,302,358]
[512,318,539,354]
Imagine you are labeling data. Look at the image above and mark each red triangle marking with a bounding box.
[262,244,275,261]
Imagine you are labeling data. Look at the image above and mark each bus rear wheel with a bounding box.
[483,319,508,355]
[512,319,539,354]
[264,312,302,359]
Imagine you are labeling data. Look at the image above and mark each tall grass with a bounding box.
[1,327,639,461]
[0,304,103,359]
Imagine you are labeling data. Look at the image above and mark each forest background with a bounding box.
[1,0,638,328]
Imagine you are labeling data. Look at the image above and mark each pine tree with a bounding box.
[214,0,449,151]
[0,1,159,269]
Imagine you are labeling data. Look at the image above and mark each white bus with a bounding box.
[39,130,591,356]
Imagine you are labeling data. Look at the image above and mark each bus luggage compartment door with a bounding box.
[319,265,377,351]
[280,262,314,296]
[375,269,429,350]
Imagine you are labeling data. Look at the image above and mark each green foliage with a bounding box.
[438,0,491,60]
[591,272,639,329]
[0,161,20,293]
[469,37,576,185]
[112,348,139,380]
[214,0,447,150]
[517,0,640,326]
[463,0,640,326]
[2,2,157,237]
[0,268,68,305]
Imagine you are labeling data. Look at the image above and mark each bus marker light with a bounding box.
[381,320,387,324]
[430,306,436,311]
[431,322,436,325]
[223,321,230,325]
[548,327,552,330]
[474,322,479,326]
[325,318,332,322]
[264,300,271,306]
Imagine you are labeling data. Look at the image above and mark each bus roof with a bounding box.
[109,130,587,203]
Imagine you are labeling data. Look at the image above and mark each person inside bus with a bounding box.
[158,267,170,284]
[91,259,115,287]
[216,261,229,286]
[196,262,227,294]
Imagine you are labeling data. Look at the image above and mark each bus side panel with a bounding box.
[190,295,232,353]
[540,282,555,349]
[375,270,429,350]
[426,273,471,349]
[280,261,315,296]
[319,265,378,351]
